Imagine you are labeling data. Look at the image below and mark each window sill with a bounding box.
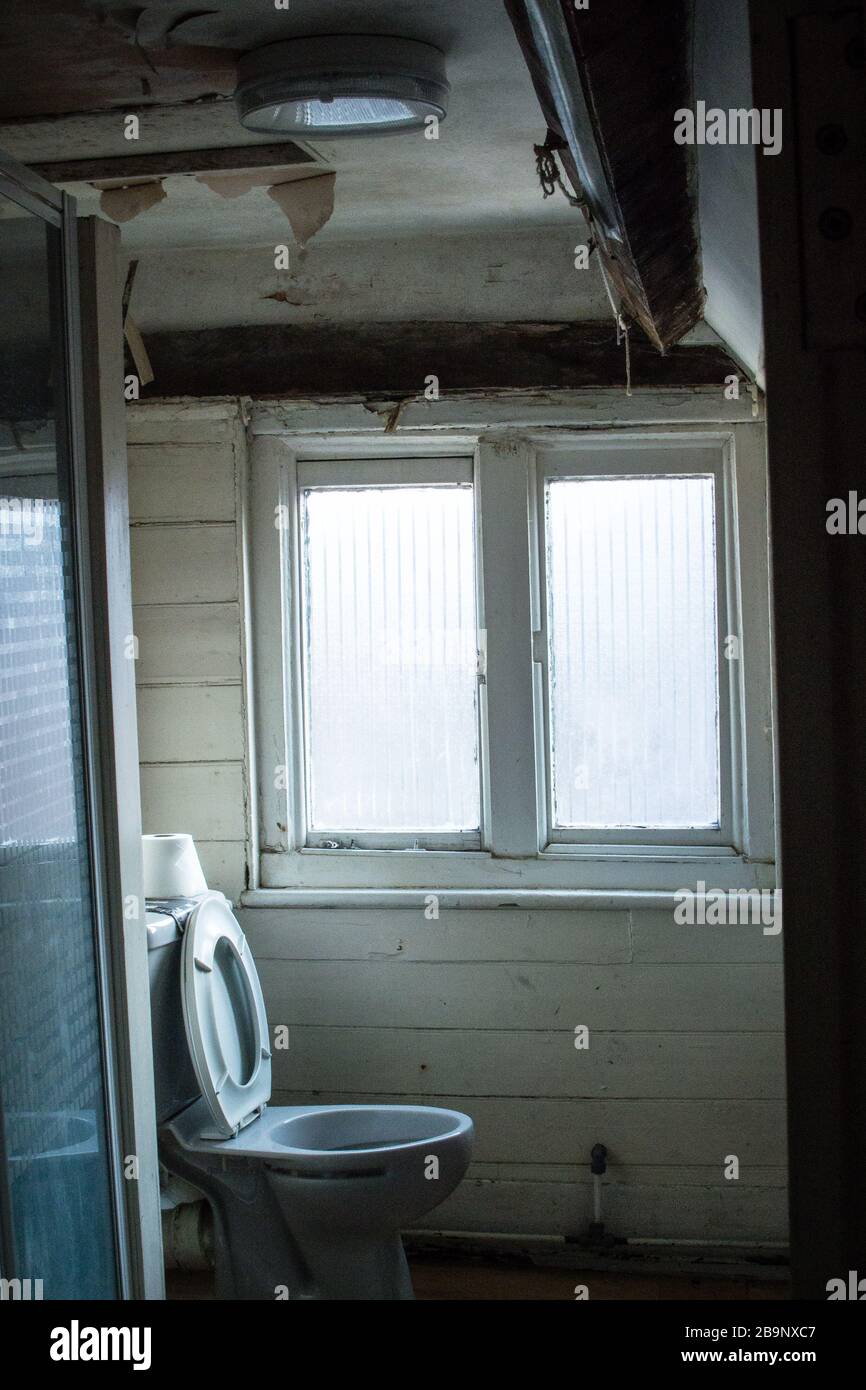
[241,887,703,910]
[249,847,776,905]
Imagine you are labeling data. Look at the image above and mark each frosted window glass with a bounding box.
[546,475,720,829]
[301,486,480,833]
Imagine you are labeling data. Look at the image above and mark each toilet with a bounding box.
[146,893,473,1300]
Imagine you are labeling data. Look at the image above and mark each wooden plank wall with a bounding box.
[128,400,787,1244]
[240,906,787,1240]
[128,405,250,900]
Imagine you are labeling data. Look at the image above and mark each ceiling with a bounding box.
[0,0,581,251]
[0,0,728,358]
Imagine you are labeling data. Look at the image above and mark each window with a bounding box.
[250,425,774,892]
[298,471,480,846]
[541,469,723,841]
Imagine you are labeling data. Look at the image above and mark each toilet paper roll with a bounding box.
[142,833,208,900]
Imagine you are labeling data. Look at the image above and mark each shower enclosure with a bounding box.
[0,155,158,1297]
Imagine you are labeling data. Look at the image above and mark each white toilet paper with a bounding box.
[142,833,208,899]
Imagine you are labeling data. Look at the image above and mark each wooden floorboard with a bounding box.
[166,1256,789,1302]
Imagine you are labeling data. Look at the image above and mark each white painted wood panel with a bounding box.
[240,905,783,966]
[271,1090,787,1166]
[466,1161,787,1186]
[139,763,246,841]
[411,1173,788,1241]
[262,961,784,1031]
[128,443,235,522]
[137,685,244,763]
[239,908,631,964]
[631,909,783,964]
[196,841,248,904]
[127,409,233,446]
[131,524,238,604]
[269,1026,784,1099]
[133,603,241,684]
[250,390,760,438]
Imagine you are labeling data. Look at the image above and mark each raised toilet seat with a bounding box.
[154,894,473,1300]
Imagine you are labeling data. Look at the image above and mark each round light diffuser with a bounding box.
[235,35,450,137]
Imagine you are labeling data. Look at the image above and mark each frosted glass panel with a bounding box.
[301,485,480,833]
[546,475,720,829]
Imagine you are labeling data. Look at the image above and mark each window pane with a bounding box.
[546,475,720,829]
[301,485,480,833]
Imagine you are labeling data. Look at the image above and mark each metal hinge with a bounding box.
[531,629,547,664]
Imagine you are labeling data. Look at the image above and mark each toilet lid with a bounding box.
[180,895,272,1138]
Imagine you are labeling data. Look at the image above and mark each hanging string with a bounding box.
[620,315,632,398]
[595,242,633,398]
[533,133,585,209]
[533,133,632,396]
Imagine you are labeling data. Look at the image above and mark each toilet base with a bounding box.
[211,1199,415,1300]
[209,1199,415,1300]
[290,1231,415,1301]
[159,1130,417,1300]
[160,1138,307,1300]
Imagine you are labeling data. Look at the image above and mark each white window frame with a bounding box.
[533,439,732,849]
[294,454,482,852]
[247,414,775,895]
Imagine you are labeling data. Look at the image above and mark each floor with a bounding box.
[167,1254,789,1302]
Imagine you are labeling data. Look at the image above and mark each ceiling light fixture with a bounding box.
[235,36,450,138]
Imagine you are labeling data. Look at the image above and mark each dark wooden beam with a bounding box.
[32,142,317,186]
[505,0,703,353]
[131,321,736,400]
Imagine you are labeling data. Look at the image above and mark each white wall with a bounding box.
[128,399,787,1244]
[694,0,765,384]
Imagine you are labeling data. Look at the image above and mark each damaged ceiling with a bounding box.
[0,0,733,376]
[0,0,239,119]
[0,0,584,251]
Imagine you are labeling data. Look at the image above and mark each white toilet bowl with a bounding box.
[148,893,474,1300]
[267,1104,471,1218]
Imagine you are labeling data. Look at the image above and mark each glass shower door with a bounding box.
[0,169,125,1297]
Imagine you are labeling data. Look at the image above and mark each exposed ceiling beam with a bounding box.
[125,321,738,400]
[30,142,319,185]
[506,0,704,352]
